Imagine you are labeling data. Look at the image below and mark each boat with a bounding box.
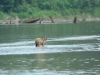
[21,18,40,23]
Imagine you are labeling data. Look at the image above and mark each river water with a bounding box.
[0,21,100,75]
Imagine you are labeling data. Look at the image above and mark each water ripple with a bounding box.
[0,35,100,55]
[48,35,100,41]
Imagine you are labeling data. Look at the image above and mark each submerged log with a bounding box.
[39,19,44,24]
[73,17,77,23]
[49,16,54,23]
[82,18,86,21]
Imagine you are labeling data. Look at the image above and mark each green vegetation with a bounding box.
[0,0,100,19]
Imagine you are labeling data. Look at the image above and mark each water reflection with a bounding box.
[36,53,46,69]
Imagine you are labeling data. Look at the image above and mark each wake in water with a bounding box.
[48,35,100,41]
[0,35,100,55]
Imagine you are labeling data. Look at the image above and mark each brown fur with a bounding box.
[35,37,47,47]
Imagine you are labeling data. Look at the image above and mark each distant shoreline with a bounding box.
[0,17,100,25]
[39,17,100,23]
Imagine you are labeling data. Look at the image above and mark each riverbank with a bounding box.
[0,16,100,25]
[38,17,100,24]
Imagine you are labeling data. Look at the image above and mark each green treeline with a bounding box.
[0,0,100,19]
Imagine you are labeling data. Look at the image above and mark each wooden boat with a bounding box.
[21,18,40,23]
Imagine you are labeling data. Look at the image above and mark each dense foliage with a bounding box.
[0,0,100,18]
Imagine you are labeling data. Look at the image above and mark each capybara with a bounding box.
[35,37,47,47]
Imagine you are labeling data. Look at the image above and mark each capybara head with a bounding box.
[41,36,47,41]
